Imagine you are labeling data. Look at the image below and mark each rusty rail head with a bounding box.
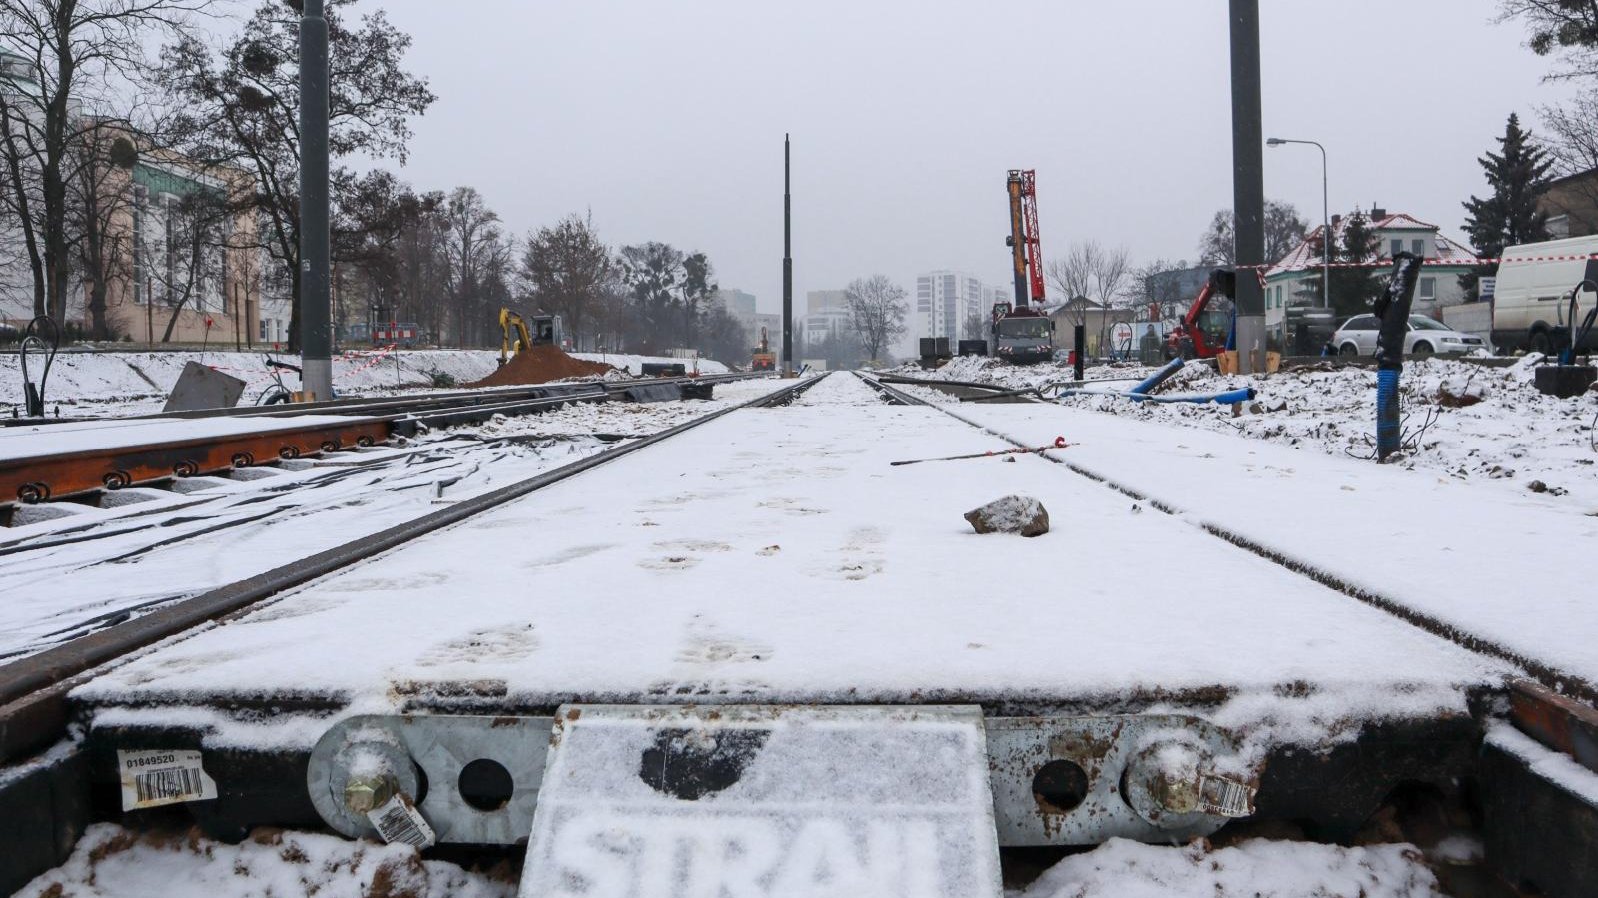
[1509,679,1598,774]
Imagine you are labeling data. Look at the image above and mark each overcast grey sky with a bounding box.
[366,0,1569,314]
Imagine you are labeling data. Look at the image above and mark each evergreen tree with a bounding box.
[1299,211,1384,318]
[1461,113,1552,297]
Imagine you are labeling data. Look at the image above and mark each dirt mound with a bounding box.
[468,344,615,387]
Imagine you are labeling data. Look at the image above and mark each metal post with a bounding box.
[782,134,794,376]
[1269,138,1330,310]
[298,0,333,401]
[1318,144,1329,311]
[1229,0,1266,373]
[1073,324,1085,381]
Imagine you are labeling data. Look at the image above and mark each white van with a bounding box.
[1492,235,1598,354]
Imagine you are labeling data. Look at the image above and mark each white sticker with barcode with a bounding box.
[117,749,218,811]
[1198,774,1257,818]
[367,793,435,848]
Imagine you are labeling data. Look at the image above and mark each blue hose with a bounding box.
[1129,356,1185,395]
[1129,387,1257,405]
[1376,368,1400,460]
[1056,386,1256,405]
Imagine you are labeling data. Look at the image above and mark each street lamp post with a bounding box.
[1267,137,1329,311]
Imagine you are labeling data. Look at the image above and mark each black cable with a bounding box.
[18,316,60,417]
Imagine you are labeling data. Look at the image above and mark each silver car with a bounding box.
[1331,315,1486,357]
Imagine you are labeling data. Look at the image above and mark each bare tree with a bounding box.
[1498,0,1598,80]
[1196,201,1307,268]
[69,120,138,338]
[0,0,212,323]
[135,186,230,342]
[618,242,684,351]
[440,186,500,348]
[844,274,908,362]
[1047,240,1132,307]
[1132,257,1195,321]
[157,0,433,349]
[520,212,615,351]
[1539,92,1598,235]
[961,304,987,342]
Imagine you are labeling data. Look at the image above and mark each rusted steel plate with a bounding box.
[0,419,392,505]
[1509,678,1598,774]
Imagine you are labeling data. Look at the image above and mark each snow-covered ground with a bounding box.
[0,378,788,660]
[13,824,1453,898]
[894,354,1598,507]
[1012,837,1446,898]
[0,348,730,417]
[13,823,515,898]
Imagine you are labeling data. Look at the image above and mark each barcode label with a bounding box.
[1198,774,1256,818]
[117,749,217,810]
[368,794,435,848]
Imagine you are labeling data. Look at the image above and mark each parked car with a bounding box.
[1331,315,1486,357]
[1492,235,1598,354]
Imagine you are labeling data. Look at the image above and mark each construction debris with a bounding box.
[468,345,614,388]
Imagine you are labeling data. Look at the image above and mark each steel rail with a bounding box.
[0,373,827,763]
[2,374,771,506]
[855,372,1596,708]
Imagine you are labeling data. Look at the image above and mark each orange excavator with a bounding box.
[751,326,776,371]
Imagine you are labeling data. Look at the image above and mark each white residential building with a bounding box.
[916,271,1007,342]
[1264,209,1478,331]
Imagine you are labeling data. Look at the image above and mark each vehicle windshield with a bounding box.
[997,318,1050,339]
[1409,317,1449,331]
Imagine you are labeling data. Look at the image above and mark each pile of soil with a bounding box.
[469,344,616,387]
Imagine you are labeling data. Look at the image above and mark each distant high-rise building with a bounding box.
[916,271,1004,342]
[807,289,848,314]
[715,288,757,322]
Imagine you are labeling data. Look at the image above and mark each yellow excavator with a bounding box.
[497,308,563,366]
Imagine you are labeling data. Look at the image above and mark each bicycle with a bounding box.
[258,355,302,405]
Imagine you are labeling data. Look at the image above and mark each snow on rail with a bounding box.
[75,374,1506,756]
[0,380,792,660]
[0,413,383,463]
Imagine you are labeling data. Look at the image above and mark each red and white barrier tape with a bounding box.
[1242,252,1598,272]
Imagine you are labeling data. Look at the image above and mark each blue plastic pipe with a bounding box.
[1056,386,1257,405]
[1375,369,1400,458]
[1129,356,1185,395]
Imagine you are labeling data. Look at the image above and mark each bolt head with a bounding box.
[343,774,395,815]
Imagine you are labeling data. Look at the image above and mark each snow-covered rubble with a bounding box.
[897,355,1598,505]
[13,823,514,898]
[1012,837,1444,898]
[0,348,730,417]
[15,824,1451,898]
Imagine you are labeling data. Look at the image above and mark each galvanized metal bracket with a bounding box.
[307,714,552,844]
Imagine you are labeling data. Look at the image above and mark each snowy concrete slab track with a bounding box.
[930,395,1598,702]
[73,372,1506,733]
[6,370,1595,896]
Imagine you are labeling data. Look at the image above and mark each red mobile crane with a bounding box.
[992,169,1055,365]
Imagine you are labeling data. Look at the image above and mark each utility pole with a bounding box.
[298,0,333,400]
[1229,0,1266,373]
[782,134,794,376]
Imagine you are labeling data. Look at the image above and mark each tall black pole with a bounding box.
[1229,0,1266,373]
[782,134,793,375]
[299,0,333,399]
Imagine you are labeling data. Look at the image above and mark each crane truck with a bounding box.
[992,169,1055,365]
